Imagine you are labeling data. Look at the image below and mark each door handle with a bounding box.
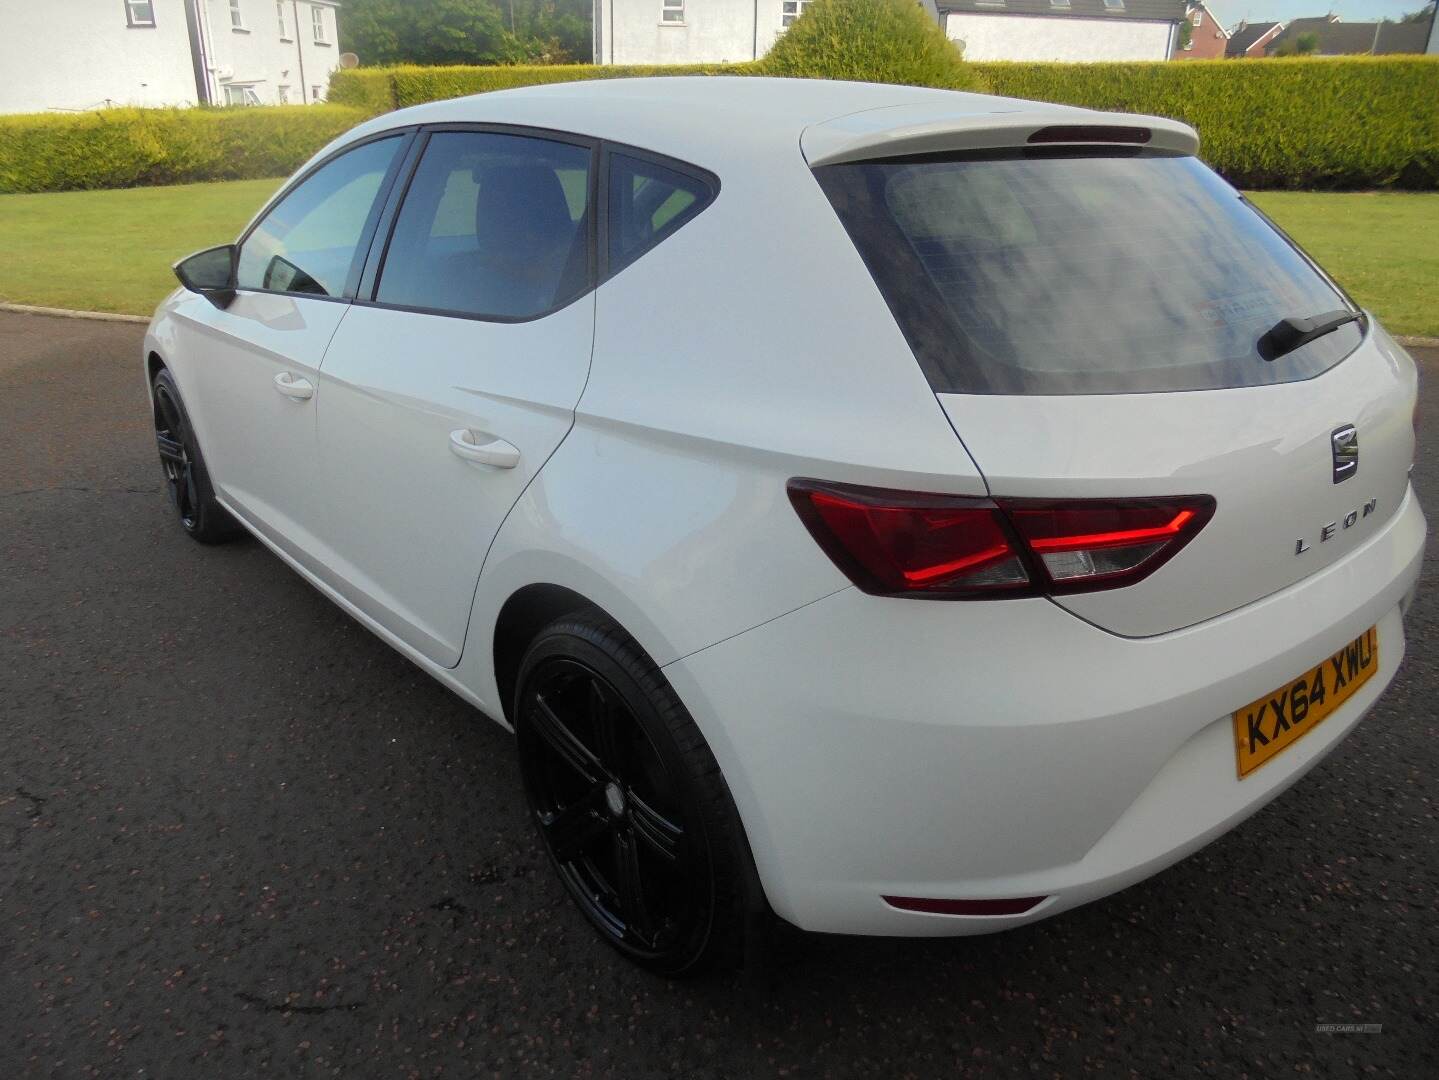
[273,372,314,400]
[449,429,520,469]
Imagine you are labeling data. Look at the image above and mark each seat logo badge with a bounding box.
[1295,497,1377,555]
[1331,424,1358,484]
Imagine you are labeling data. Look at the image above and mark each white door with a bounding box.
[176,134,407,565]
[313,130,597,667]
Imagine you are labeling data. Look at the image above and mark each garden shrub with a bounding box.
[975,56,1439,190]
[6,52,1436,192]
[762,0,986,91]
[329,55,1438,190]
[0,105,366,194]
[333,62,752,113]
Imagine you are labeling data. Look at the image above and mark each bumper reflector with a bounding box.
[882,895,1047,917]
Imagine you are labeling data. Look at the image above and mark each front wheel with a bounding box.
[151,368,239,543]
[514,612,757,975]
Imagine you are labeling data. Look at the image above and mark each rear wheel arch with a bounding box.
[493,583,606,725]
[146,350,166,389]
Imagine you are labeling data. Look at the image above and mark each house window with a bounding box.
[661,0,684,24]
[973,0,1005,8]
[223,84,262,106]
[1192,9,1203,26]
[1050,0,1071,8]
[125,0,156,27]
[278,85,291,104]
[229,0,246,30]
[277,2,289,37]
[312,84,323,101]
[312,5,329,42]
[1102,0,1124,9]
[781,0,812,27]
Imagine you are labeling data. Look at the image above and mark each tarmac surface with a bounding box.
[2,310,1435,1078]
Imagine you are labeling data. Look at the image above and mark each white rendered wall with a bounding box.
[201,0,341,105]
[0,0,198,113]
[945,13,1174,61]
[596,0,799,64]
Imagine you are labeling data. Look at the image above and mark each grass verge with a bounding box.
[0,181,1433,337]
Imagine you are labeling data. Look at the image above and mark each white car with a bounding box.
[145,77,1425,974]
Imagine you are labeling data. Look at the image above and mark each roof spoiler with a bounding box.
[802,106,1199,166]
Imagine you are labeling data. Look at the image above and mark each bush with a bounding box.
[326,68,397,114]
[761,0,985,91]
[0,105,367,194]
[329,56,1436,190]
[9,54,1436,193]
[974,56,1439,190]
[331,62,753,114]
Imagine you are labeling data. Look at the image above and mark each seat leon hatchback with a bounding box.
[146,77,1425,974]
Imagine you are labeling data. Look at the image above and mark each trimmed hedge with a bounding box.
[330,62,753,113]
[0,105,366,194]
[5,56,1435,193]
[331,55,1439,190]
[975,56,1439,191]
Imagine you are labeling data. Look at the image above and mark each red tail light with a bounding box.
[788,480,1214,599]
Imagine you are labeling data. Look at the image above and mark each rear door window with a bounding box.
[376,131,592,320]
[815,153,1362,395]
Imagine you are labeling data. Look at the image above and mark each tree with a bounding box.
[1177,20,1192,50]
[1394,2,1436,23]
[1273,30,1319,56]
[510,0,593,63]
[339,0,526,66]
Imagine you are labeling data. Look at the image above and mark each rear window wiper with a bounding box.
[1258,309,1363,361]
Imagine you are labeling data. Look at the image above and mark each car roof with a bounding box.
[345,77,1080,165]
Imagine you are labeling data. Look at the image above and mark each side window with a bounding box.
[376,131,592,320]
[607,152,714,276]
[237,136,402,298]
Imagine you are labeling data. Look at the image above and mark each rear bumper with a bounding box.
[664,484,1426,936]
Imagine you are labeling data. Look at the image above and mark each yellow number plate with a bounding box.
[1233,626,1378,779]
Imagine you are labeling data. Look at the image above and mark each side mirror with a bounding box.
[174,244,238,309]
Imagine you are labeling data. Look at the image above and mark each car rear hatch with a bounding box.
[805,107,1418,636]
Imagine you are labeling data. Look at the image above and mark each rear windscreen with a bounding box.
[815,152,1363,395]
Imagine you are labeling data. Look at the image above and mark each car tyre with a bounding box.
[514,610,758,976]
[151,368,241,543]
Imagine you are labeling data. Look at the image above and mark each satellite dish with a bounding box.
[339,52,360,69]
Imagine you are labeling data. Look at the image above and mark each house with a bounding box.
[591,0,1186,64]
[1225,19,1282,57]
[1264,14,1433,56]
[1175,1,1228,58]
[938,0,1189,62]
[0,0,342,115]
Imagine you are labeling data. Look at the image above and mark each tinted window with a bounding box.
[376,132,591,320]
[608,152,714,275]
[816,153,1362,395]
[237,136,402,298]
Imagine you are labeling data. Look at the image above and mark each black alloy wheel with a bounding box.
[515,613,755,974]
[150,368,239,543]
[153,377,199,531]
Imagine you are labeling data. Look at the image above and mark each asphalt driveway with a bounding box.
[2,310,1436,1078]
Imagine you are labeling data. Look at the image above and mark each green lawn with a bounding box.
[0,179,281,317]
[0,180,1435,336]
[1246,191,1438,339]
